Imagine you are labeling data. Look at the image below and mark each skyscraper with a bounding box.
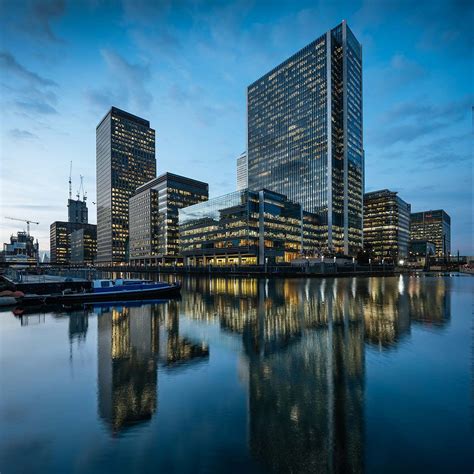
[96,107,156,264]
[410,210,451,257]
[247,20,363,256]
[236,151,248,191]
[363,189,411,262]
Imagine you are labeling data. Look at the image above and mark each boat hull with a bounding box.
[19,283,181,306]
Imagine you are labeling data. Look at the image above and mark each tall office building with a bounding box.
[236,151,248,191]
[96,107,156,264]
[247,20,363,256]
[129,173,208,265]
[410,210,451,257]
[363,189,411,262]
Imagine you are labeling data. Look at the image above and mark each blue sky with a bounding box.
[0,0,472,253]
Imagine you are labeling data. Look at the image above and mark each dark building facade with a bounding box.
[247,21,363,256]
[179,189,319,266]
[68,198,88,224]
[70,226,97,265]
[50,222,96,264]
[129,173,208,264]
[410,210,451,257]
[96,107,156,265]
[363,189,411,262]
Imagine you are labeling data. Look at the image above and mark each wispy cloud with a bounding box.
[85,49,153,112]
[0,52,57,87]
[0,51,59,116]
[13,0,66,43]
[8,129,39,140]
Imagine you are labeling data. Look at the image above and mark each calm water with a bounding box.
[0,275,472,473]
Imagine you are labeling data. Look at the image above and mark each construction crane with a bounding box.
[69,161,73,200]
[77,174,87,202]
[5,217,39,236]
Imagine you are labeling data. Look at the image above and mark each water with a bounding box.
[0,275,471,473]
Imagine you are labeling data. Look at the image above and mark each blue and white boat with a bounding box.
[19,278,181,305]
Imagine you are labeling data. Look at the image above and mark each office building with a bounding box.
[179,189,319,266]
[50,221,96,264]
[236,151,248,191]
[1,231,39,264]
[70,226,97,265]
[363,189,411,262]
[247,21,363,256]
[410,210,451,257]
[68,198,88,224]
[96,107,156,265]
[129,173,208,265]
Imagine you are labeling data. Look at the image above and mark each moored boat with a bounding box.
[18,279,181,306]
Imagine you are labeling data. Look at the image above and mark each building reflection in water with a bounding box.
[180,275,451,473]
[96,300,209,434]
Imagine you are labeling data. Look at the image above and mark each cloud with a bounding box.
[371,96,473,146]
[15,0,66,43]
[0,51,59,116]
[8,129,39,140]
[0,52,57,87]
[98,49,153,111]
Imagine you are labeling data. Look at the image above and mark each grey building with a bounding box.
[68,198,88,224]
[363,189,411,262]
[70,226,97,265]
[236,151,248,191]
[410,210,451,257]
[129,173,208,265]
[96,107,156,265]
[247,21,363,256]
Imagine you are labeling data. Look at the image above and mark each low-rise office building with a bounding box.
[363,189,411,262]
[129,173,208,265]
[1,231,39,264]
[70,226,97,265]
[410,210,451,257]
[178,189,319,266]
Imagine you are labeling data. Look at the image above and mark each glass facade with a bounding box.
[236,151,248,191]
[247,21,363,256]
[96,107,156,264]
[410,210,451,257]
[363,189,411,262]
[179,189,319,265]
[129,173,209,262]
[70,226,97,265]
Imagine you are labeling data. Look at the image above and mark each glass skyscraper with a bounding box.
[96,107,156,264]
[247,20,363,256]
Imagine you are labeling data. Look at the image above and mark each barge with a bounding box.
[18,279,181,306]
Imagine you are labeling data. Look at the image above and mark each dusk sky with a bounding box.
[0,0,472,253]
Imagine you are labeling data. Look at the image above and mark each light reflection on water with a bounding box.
[0,275,470,474]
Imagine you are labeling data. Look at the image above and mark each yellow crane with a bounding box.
[5,217,39,236]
